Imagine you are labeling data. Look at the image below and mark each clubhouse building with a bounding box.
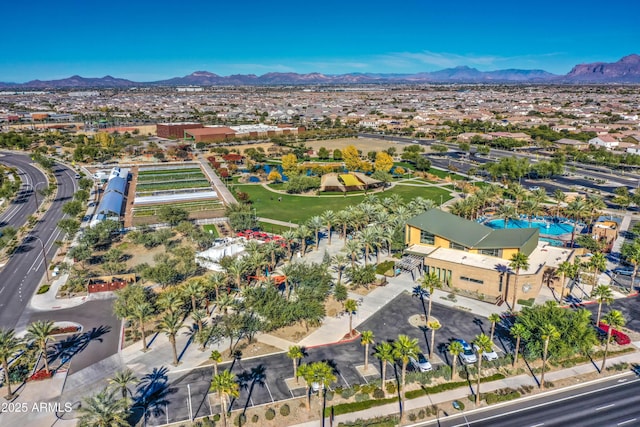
[405,209,574,305]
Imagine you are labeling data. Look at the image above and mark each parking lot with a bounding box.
[145,292,493,425]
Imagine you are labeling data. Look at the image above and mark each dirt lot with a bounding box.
[304,136,408,153]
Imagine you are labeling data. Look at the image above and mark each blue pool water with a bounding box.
[486,218,576,236]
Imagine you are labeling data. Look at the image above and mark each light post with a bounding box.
[32,235,50,281]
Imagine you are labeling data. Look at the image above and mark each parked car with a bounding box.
[409,352,433,372]
[528,186,540,191]
[613,267,634,276]
[455,339,477,364]
[597,322,631,345]
[474,344,498,361]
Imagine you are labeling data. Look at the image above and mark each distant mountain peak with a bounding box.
[566,54,640,82]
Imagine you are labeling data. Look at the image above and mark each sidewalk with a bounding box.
[198,154,237,206]
[291,349,640,427]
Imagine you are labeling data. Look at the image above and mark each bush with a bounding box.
[265,408,276,420]
[251,414,259,423]
[341,388,356,399]
[375,260,395,275]
[233,414,246,426]
[37,285,50,294]
[325,390,335,401]
[385,381,397,395]
[213,414,221,422]
[408,413,417,422]
[325,397,397,417]
[405,374,505,399]
[418,409,426,419]
[355,393,370,402]
[359,383,377,395]
[279,404,290,416]
[372,388,385,399]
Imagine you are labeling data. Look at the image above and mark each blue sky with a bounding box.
[2,0,639,82]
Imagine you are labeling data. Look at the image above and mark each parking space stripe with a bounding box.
[339,372,350,388]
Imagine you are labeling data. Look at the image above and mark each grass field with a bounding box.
[202,224,220,237]
[241,184,452,223]
[133,200,223,217]
[258,221,295,235]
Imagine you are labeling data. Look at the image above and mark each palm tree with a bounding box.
[521,198,540,227]
[321,210,336,246]
[343,239,363,268]
[509,252,530,311]
[0,328,23,398]
[421,271,442,320]
[393,334,420,391]
[132,302,154,352]
[296,225,312,255]
[158,312,184,366]
[331,254,349,284]
[540,323,560,389]
[77,387,129,427]
[308,215,324,251]
[374,342,394,395]
[344,299,358,337]
[225,257,247,290]
[210,350,222,376]
[473,333,493,404]
[412,284,430,320]
[589,252,607,285]
[282,229,297,260]
[358,227,378,265]
[510,323,529,366]
[427,319,441,359]
[553,189,566,220]
[26,320,55,375]
[287,345,304,383]
[488,313,501,344]
[555,261,573,298]
[591,284,614,325]
[182,278,204,313]
[566,196,587,247]
[360,330,375,371]
[208,271,227,306]
[448,340,464,381]
[158,289,184,315]
[299,361,336,411]
[622,240,640,294]
[497,203,517,229]
[108,369,138,406]
[211,370,240,427]
[600,310,625,373]
[192,309,208,334]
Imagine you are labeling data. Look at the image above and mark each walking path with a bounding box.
[198,154,237,205]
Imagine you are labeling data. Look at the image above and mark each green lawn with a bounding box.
[427,168,467,181]
[241,184,452,223]
[259,221,294,235]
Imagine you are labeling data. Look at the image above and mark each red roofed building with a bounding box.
[157,122,204,138]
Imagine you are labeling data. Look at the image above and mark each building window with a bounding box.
[449,242,467,251]
[460,276,484,285]
[420,230,435,245]
[479,248,500,257]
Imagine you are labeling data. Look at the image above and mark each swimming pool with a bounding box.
[485,218,576,237]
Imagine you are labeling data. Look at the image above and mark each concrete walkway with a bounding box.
[198,154,237,205]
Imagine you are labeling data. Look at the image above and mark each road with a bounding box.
[0,152,47,230]
[0,152,77,330]
[417,375,640,427]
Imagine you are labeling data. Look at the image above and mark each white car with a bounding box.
[455,339,477,364]
[409,352,433,372]
[475,344,498,361]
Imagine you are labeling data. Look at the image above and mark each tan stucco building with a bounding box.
[405,209,574,305]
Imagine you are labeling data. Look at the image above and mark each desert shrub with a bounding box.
[325,390,335,401]
[341,388,356,399]
[360,383,377,395]
[385,381,397,395]
[418,409,426,419]
[213,414,221,421]
[233,414,246,426]
[251,414,259,423]
[280,404,290,416]
[408,413,417,422]
[37,285,50,294]
[355,393,370,402]
[372,388,385,399]
[265,408,276,420]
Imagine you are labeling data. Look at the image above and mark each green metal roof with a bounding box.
[407,209,538,253]
[407,209,492,248]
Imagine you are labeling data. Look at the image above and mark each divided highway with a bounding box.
[0,152,77,329]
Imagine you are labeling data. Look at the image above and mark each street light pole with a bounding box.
[33,235,50,281]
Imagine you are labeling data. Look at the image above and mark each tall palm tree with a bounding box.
[497,203,517,229]
[77,387,129,427]
[344,299,358,337]
[192,309,208,335]
[26,320,55,375]
[488,313,501,344]
[591,284,614,325]
[473,333,493,404]
[210,350,222,376]
[282,229,297,260]
[211,370,239,427]
[132,302,155,352]
[427,319,441,359]
[158,312,184,366]
[589,252,607,285]
[374,342,394,396]
[421,271,442,320]
[343,239,363,268]
[586,194,606,228]
[287,345,304,383]
[360,330,375,371]
[225,257,247,290]
[299,361,336,411]
[622,240,640,294]
[531,188,547,204]
[296,225,312,255]
[331,254,349,285]
[600,310,625,373]
[393,334,420,391]
[521,198,541,227]
[509,252,530,311]
[566,196,587,247]
[108,369,138,406]
[358,227,378,265]
[555,261,573,298]
[157,289,184,315]
[182,278,205,313]
[553,189,566,220]
[510,323,529,366]
[540,323,560,389]
[321,210,336,246]
[0,328,23,398]
[448,340,464,381]
[308,215,324,251]
[208,271,227,309]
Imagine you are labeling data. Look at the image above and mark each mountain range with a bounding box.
[2,55,639,88]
